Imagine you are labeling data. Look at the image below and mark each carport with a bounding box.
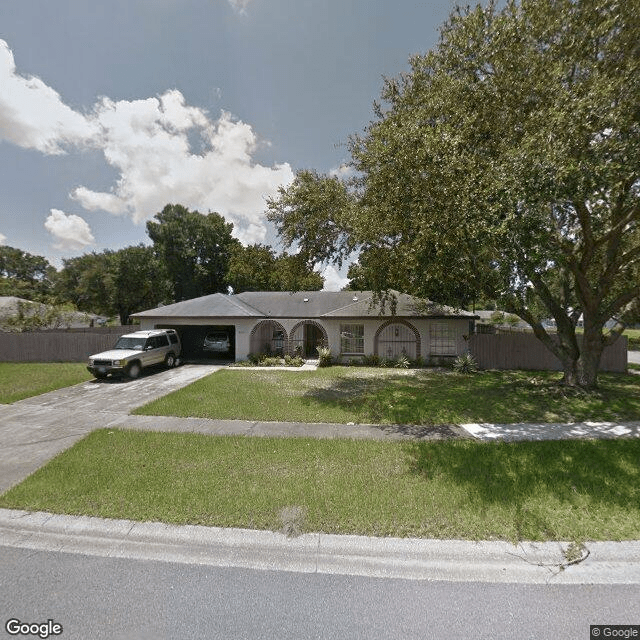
[156,324,236,361]
[132,293,264,362]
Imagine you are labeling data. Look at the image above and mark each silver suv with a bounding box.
[203,331,230,354]
[87,329,181,379]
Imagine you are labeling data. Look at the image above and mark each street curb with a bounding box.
[1,509,639,584]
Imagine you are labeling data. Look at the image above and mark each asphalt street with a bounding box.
[2,545,639,640]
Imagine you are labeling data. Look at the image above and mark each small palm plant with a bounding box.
[317,346,333,367]
[453,352,479,374]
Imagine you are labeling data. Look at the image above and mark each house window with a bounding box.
[340,324,364,354]
[430,323,456,355]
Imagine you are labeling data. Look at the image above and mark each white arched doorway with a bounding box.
[289,321,328,358]
[249,320,287,356]
[375,321,419,359]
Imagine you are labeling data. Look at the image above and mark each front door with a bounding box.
[304,324,323,357]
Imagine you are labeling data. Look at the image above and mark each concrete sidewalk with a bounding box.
[460,421,640,441]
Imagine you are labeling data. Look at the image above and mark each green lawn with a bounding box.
[625,329,640,351]
[134,367,640,425]
[1,428,637,542]
[0,362,92,403]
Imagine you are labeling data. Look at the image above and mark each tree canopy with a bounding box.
[267,0,640,387]
[0,246,55,302]
[228,243,324,293]
[55,245,171,324]
[146,204,240,302]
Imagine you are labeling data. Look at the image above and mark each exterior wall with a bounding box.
[301,317,472,361]
[139,315,474,361]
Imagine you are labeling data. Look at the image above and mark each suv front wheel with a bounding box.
[126,362,142,379]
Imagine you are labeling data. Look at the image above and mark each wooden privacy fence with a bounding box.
[469,332,628,373]
[0,327,130,363]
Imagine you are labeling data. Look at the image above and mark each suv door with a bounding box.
[153,334,171,364]
[141,335,167,367]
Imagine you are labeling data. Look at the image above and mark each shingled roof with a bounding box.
[132,293,263,319]
[132,290,477,319]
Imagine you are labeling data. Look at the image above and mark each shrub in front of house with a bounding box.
[317,347,333,367]
[412,355,425,368]
[453,352,479,374]
[394,355,411,369]
[284,354,304,367]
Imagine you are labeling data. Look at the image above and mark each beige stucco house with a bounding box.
[131,290,478,362]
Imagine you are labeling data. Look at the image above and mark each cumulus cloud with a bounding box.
[0,233,6,245]
[72,91,294,243]
[0,40,294,244]
[228,0,251,14]
[0,40,97,154]
[44,209,95,251]
[321,265,350,292]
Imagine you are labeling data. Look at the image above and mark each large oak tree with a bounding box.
[55,245,171,324]
[268,0,640,388]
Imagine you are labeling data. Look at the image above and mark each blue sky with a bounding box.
[0,0,454,288]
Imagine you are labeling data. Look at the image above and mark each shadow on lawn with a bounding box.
[300,369,640,424]
[406,438,640,511]
[300,370,549,424]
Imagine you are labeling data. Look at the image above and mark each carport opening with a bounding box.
[156,325,236,362]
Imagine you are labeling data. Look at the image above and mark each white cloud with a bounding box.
[0,40,97,154]
[321,265,350,292]
[0,233,6,245]
[71,92,294,243]
[329,163,357,180]
[44,209,95,251]
[0,40,294,244]
[228,0,251,14]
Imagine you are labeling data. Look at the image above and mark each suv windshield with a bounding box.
[114,336,146,350]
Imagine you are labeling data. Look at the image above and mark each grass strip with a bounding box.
[134,367,640,425]
[1,428,638,542]
[0,362,92,403]
[625,329,640,351]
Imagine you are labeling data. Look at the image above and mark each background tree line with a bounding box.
[1,203,323,325]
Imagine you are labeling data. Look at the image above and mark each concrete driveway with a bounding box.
[0,364,219,494]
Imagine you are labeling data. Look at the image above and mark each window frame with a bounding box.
[429,322,456,356]
[340,323,365,355]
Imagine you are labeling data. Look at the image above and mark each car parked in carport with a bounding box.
[203,331,231,354]
[87,329,181,379]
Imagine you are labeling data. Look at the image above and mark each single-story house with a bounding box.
[131,290,478,362]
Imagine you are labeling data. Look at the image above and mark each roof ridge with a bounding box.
[320,291,374,316]
[225,293,266,316]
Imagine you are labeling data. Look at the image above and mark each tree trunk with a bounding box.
[561,320,603,390]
